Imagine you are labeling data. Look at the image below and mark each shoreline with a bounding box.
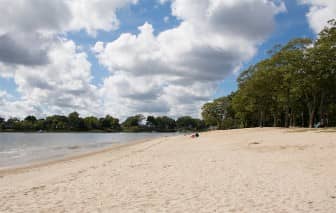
[0,135,174,176]
[1,127,334,175]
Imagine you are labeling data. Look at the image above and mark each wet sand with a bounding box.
[1,128,335,212]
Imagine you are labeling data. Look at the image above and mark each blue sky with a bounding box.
[0,0,334,118]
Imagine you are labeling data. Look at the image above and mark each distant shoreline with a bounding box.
[2,127,334,133]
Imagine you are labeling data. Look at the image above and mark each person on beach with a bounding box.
[191,132,200,138]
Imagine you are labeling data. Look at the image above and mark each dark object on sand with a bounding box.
[249,142,260,145]
[191,133,200,138]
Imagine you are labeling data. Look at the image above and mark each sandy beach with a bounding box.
[0,128,336,212]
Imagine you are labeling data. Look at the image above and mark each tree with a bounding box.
[84,116,100,130]
[145,116,177,132]
[0,117,5,130]
[100,115,120,131]
[24,115,37,123]
[122,114,145,131]
[68,112,85,130]
[22,115,38,131]
[308,19,336,127]
[176,116,206,131]
[146,116,157,129]
[176,116,196,130]
[155,116,176,131]
[278,38,313,127]
[218,20,335,129]
[45,115,69,130]
[194,118,207,131]
[5,118,21,130]
[202,97,231,129]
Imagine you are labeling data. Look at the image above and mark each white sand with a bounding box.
[0,128,336,212]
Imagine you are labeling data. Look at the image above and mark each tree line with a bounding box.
[0,112,206,132]
[202,20,336,129]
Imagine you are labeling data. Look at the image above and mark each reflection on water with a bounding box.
[0,132,175,168]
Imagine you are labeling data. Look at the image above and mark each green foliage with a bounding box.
[154,116,176,132]
[68,112,85,130]
[5,118,22,130]
[22,115,38,131]
[202,96,236,129]
[100,115,120,131]
[0,113,207,132]
[176,116,206,131]
[146,116,157,128]
[123,115,203,132]
[203,19,336,129]
[0,112,122,132]
[122,114,146,132]
[84,116,100,130]
[0,117,4,130]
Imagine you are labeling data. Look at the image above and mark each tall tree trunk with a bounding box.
[308,97,316,128]
[309,110,315,128]
[285,107,289,128]
[259,110,262,127]
[292,113,296,127]
[273,114,277,127]
[319,92,325,127]
[301,112,304,127]
[259,110,264,128]
[285,87,291,128]
[306,92,317,128]
[289,112,293,127]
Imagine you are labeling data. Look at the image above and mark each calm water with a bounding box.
[0,132,175,168]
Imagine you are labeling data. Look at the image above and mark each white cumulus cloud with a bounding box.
[0,0,287,119]
[0,0,136,118]
[0,0,137,67]
[299,0,336,33]
[0,39,100,118]
[94,0,286,117]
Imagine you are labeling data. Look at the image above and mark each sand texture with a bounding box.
[0,128,336,212]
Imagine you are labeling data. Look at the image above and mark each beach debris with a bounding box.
[249,141,260,145]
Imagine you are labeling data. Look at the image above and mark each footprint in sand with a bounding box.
[31,185,46,191]
[23,185,46,195]
[77,169,86,174]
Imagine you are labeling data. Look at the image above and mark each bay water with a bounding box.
[0,132,175,168]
